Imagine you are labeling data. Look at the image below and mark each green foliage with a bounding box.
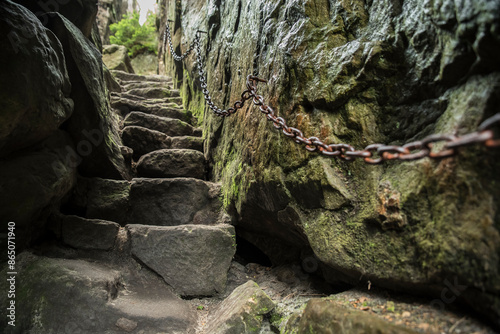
[109,12,157,57]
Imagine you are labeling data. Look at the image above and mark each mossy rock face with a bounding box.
[159,0,500,325]
[297,299,418,334]
[206,280,275,333]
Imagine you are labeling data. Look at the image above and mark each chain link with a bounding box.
[164,22,197,61]
[164,24,500,164]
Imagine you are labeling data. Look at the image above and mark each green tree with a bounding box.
[109,12,157,57]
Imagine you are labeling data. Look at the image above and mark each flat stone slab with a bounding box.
[136,149,205,179]
[124,112,197,137]
[121,126,171,158]
[206,280,275,333]
[61,215,120,250]
[127,224,236,296]
[128,178,223,226]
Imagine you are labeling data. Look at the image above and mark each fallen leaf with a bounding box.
[418,323,430,330]
[402,311,411,318]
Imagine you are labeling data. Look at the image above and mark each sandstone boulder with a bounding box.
[0,1,73,157]
[13,0,98,38]
[45,13,129,179]
[103,44,135,73]
[0,131,77,249]
[206,280,275,334]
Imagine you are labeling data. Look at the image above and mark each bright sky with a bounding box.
[136,0,157,25]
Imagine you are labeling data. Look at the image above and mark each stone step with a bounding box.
[171,135,204,152]
[121,126,170,159]
[12,254,197,333]
[121,81,173,91]
[126,87,180,99]
[136,149,205,179]
[66,177,226,227]
[121,126,203,158]
[111,69,172,83]
[112,98,191,122]
[111,93,183,106]
[127,224,235,297]
[123,111,200,137]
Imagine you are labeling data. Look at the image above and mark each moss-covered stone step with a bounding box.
[136,149,206,179]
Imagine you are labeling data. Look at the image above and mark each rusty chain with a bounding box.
[164,23,500,164]
[244,76,499,164]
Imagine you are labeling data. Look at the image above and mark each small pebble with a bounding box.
[116,317,138,332]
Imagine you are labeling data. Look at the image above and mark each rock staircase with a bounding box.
[24,70,252,334]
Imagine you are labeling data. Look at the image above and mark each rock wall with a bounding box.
[1,0,128,249]
[159,0,500,326]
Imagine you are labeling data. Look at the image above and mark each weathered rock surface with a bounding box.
[124,111,196,137]
[0,131,76,249]
[60,215,120,251]
[128,178,223,226]
[0,1,73,157]
[126,87,179,99]
[294,299,418,334]
[111,70,173,83]
[206,280,275,334]
[160,0,500,326]
[112,97,190,121]
[0,253,197,333]
[45,13,129,180]
[121,126,171,158]
[104,65,122,93]
[65,177,224,227]
[128,224,236,296]
[121,80,172,91]
[171,136,204,152]
[69,177,131,225]
[136,149,205,179]
[103,44,135,73]
[13,0,98,38]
